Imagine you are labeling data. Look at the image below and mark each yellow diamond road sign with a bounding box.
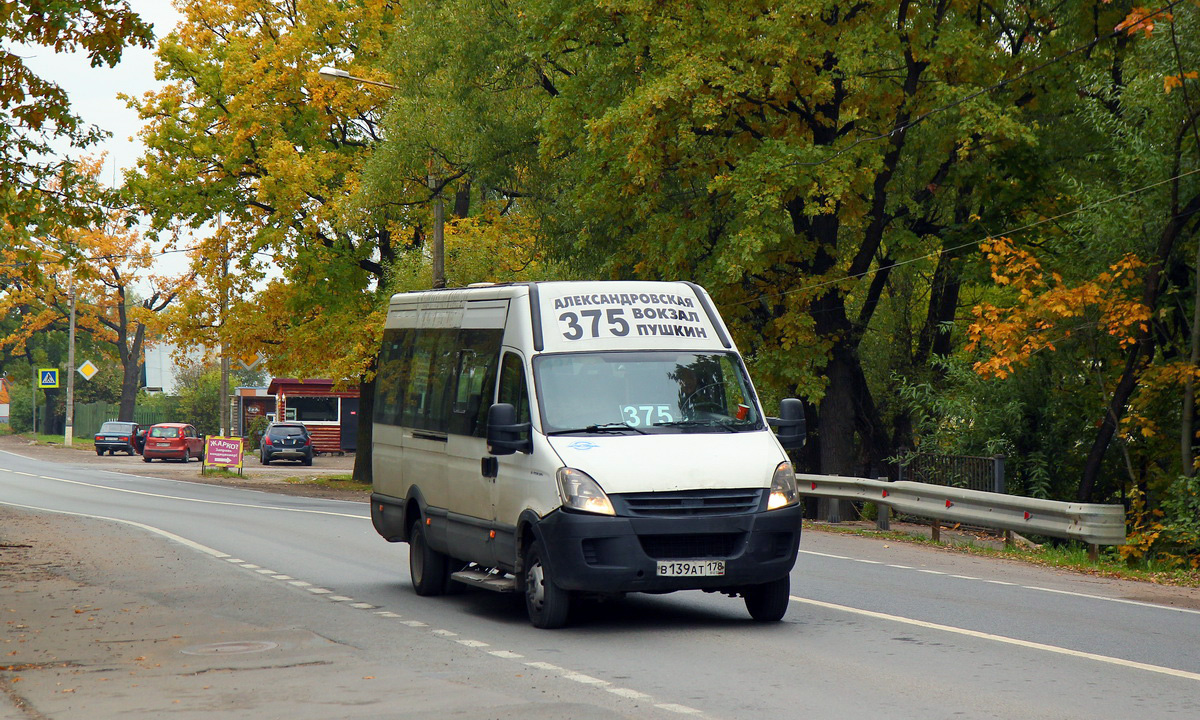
[78,360,99,380]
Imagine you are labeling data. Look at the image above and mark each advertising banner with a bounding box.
[205,436,244,469]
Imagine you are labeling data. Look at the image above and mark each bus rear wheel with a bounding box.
[409,520,448,596]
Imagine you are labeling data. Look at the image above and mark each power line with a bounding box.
[786,1,1184,169]
[732,166,1200,309]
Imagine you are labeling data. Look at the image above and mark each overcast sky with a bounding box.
[16,3,191,277]
[20,2,184,179]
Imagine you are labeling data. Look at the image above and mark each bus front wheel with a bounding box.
[523,539,570,629]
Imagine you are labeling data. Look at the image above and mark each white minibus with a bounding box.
[370,281,805,628]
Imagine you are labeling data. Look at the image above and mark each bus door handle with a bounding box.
[481,456,498,479]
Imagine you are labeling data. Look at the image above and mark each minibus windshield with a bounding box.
[533,351,763,434]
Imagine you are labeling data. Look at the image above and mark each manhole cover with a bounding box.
[182,641,278,656]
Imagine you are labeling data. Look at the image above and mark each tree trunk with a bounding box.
[117,325,145,422]
[353,373,376,485]
[1079,191,1200,501]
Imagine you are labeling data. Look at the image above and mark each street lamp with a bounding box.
[316,65,446,288]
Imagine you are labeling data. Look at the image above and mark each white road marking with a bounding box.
[350,603,376,609]
[1,470,364,518]
[327,595,354,602]
[607,687,652,700]
[0,499,229,558]
[1,494,709,719]
[800,549,1200,616]
[563,672,608,686]
[487,650,523,659]
[791,595,1200,682]
[655,703,704,715]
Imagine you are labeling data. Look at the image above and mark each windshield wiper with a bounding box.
[547,422,648,436]
[653,419,739,432]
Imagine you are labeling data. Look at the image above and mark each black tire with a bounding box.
[744,575,791,622]
[302,454,313,466]
[96,449,104,456]
[127,447,135,456]
[523,539,570,629]
[142,455,152,463]
[181,449,191,463]
[409,521,448,597]
[261,451,270,465]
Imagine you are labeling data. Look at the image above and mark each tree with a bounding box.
[0,158,190,422]
[1,1,153,256]
[128,0,403,482]
[373,1,1103,492]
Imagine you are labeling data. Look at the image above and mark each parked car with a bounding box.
[142,423,205,463]
[260,421,313,465]
[93,421,143,456]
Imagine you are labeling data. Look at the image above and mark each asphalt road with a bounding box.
[2,445,1199,719]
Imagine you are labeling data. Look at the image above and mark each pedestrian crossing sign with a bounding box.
[38,368,59,388]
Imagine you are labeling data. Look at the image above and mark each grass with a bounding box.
[3,429,97,452]
[284,473,372,493]
[807,520,1200,588]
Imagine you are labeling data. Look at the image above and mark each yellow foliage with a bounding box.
[967,237,1150,378]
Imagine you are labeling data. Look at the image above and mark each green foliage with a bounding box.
[0,1,153,251]
[172,362,229,437]
[246,415,270,451]
[5,380,40,433]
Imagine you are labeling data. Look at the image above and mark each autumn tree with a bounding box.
[1,1,153,257]
[128,0,408,481]
[0,157,190,421]
[372,1,1115,497]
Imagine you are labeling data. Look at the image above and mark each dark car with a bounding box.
[260,422,313,465]
[142,423,205,463]
[94,421,143,456]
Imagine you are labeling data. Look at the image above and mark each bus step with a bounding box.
[450,569,518,593]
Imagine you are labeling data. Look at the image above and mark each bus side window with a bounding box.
[449,329,503,437]
[497,351,531,426]
[374,328,413,426]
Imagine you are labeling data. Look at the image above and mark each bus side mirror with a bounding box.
[487,403,531,455]
[769,398,806,450]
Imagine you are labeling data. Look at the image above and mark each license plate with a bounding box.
[656,560,725,577]
[156,442,171,447]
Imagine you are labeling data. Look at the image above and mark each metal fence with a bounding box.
[897,452,1005,494]
[73,401,180,440]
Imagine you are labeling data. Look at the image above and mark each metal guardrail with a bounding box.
[797,474,1126,546]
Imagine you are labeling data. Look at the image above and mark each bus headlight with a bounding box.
[768,461,799,510]
[556,468,615,516]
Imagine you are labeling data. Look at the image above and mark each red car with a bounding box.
[142,423,205,463]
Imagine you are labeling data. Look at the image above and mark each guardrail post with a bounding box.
[1088,544,1099,562]
[993,454,1006,494]
[931,518,940,542]
[875,477,890,531]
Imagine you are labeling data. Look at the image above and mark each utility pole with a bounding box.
[218,215,229,437]
[429,169,445,289]
[65,286,76,446]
